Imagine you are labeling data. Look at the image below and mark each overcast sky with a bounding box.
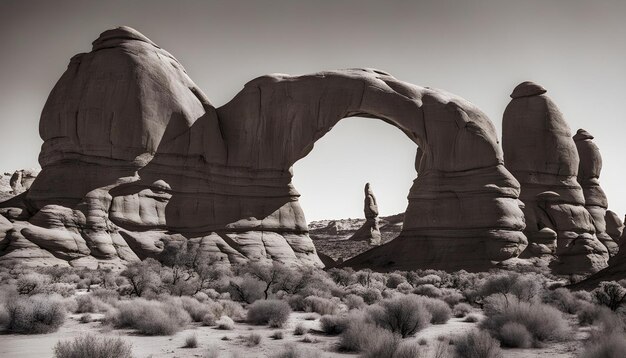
[1,0,625,221]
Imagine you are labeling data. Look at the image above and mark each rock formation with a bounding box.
[349,183,382,245]
[605,210,624,244]
[0,26,529,270]
[502,82,608,274]
[574,129,618,256]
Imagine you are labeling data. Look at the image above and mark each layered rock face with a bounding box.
[605,210,624,243]
[349,183,382,245]
[502,82,608,274]
[574,129,618,256]
[0,27,528,270]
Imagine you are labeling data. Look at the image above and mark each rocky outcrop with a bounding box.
[0,169,39,202]
[349,183,382,245]
[502,82,608,274]
[574,129,618,256]
[0,27,529,270]
[605,210,624,244]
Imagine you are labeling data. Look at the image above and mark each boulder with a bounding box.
[502,82,608,274]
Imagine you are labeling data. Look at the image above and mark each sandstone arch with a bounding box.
[0,26,527,271]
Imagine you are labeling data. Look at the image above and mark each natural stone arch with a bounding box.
[0,27,527,271]
[217,69,527,271]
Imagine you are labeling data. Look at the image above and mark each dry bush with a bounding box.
[580,333,626,358]
[16,273,50,295]
[357,287,383,304]
[498,322,532,348]
[452,303,472,318]
[202,312,217,326]
[270,343,325,358]
[368,295,432,338]
[228,275,265,303]
[183,334,198,348]
[53,333,133,358]
[303,296,340,315]
[392,341,423,358]
[396,282,413,294]
[464,314,480,323]
[270,330,284,340]
[386,273,407,289]
[219,300,246,321]
[339,319,399,353]
[175,296,212,322]
[419,296,451,324]
[479,271,543,302]
[592,281,626,311]
[482,294,571,346]
[247,299,291,327]
[320,314,350,335]
[454,330,502,358]
[414,284,442,298]
[543,287,582,313]
[216,315,235,330]
[246,332,262,347]
[107,298,190,335]
[294,323,308,335]
[344,294,366,309]
[5,294,66,334]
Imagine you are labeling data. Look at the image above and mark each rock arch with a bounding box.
[0,27,527,270]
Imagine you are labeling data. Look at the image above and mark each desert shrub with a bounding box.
[419,297,451,324]
[16,273,50,295]
[411,274,442,287]
[271,330,284,340]
[216,315,235,330]
[53,334,133,358]
[578,301,601,326]
[441,289,463,306]
[344,294,366,310]
[177,296,211,322]
[498,322,532,348]
[396,282,413,294]
[542,287,581,314]
[320,314,350,335]
[386,273,407,289]
[183,334,198,348]
[453,303,472,318]
[464,314,480,323]
[293,323,307,335]
[220,300,246,321]
[203,346,220,358]
[392,341,423,358]
[414,284,442,298]
[5,294,66,334]
[433,338,453,358]
[479,271,543,302]
[202,312,217,326]
[481,295,570,345]
[361,332,401,358]
[340,319,399,353]
[454,330,502,358]
[246,332,262,347]
[228,275,265,303]
[79,314,92,323]
[368,294,432,337]
[247,299,291,327]
[593,281,626,311]
[120,259,161,297]
[90,288,120,305]
[359,287,383,304]
[108,298,190,335]
[580,333,626,358]
[303,296,340,315]
[270,343,325,358]
[75,295,97,313]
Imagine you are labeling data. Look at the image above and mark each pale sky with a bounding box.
[1,0,625,221]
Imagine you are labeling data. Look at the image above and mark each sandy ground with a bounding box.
[0,310,588,358]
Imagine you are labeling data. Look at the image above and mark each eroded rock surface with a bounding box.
[349,183,382,245]
[1,26,528,270]
[502,82,608,274]
[574,129,618,256]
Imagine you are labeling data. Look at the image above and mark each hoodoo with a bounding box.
[502,82,608,274]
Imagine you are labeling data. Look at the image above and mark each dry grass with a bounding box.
[53,334,133,358]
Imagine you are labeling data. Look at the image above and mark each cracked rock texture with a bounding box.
[0,26,529,271]
[502,82,608,274]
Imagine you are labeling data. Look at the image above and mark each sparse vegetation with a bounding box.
[368,294,432,337]
[183,334,198,348]
[455,330,503,358]
[246,299,291,327]
[53,334,133,358]
[5,294,66,334]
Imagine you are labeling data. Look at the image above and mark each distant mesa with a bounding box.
[0,27,622,277]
